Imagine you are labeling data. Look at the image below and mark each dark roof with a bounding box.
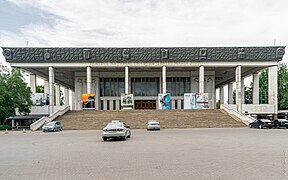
[2,46,285,63]
[6,114,48,120]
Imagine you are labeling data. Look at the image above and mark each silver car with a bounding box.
[42,121,63,132]
[146,120,160,130]
[102,120,131,141]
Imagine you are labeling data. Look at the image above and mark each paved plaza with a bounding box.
[1,128,288,180]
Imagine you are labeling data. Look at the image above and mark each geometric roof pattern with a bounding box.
[2,46,286,63]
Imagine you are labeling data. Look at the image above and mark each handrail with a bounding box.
[221,104,255,126]
[30,106,70,131]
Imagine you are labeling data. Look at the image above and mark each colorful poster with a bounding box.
[184,93,196,109]
[196,93,209,109]
[158,93,171,110]
[196,93,209,103]
[82,94,95,109]
[121,93,134,107]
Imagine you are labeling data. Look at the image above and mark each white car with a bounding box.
[146,120,160,130]
[102,120,131,141]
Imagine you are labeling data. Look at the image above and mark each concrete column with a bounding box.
[30,74,36,93]
[199,66,204,93]
[49,67,54,113]
[95,77,100,110]
[219,86,224,104]
[235,66,242,112]
[125,66,129,94]
[241,78,245,104]
[268,66,278,118]
[71,90,75,110]
[87,66,92,94]
[64,88,69,106]
[228,82,233,104]
[55,84,60,106]
[171,100,175,109]
[44,80,49,105]
[77,79,83,110]
[253,73,259,104]
[162,66,166,93]
[12,119,15,128]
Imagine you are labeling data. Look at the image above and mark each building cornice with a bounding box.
[2,46,286,63]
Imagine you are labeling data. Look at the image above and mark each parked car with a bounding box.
[249,119,274,129]
[42,121,63,132]
[146,120,160,130]
[274,119,288,129]
[102,120,131,141]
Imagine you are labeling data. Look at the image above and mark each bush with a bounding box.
[0,125,12,130]
[216,100,220,109]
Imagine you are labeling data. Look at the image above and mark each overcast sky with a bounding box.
[0,0,287,65]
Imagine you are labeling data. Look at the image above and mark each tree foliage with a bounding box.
[0,68,32,123]
[259,63,288,110]
[259,69,268,104]
[36,85,44,93]
[278,63,288,110]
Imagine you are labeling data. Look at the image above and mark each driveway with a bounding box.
[1,128,288,180]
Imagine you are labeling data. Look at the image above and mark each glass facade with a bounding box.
[100,77,190,97]
[131,78,159,96]
[100,78,124,96]
[166,77,190,96]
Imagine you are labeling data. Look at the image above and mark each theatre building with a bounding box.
[1,46,286,117]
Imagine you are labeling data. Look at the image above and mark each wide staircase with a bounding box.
[55,109,247,130]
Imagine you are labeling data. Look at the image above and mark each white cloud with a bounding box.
[0,0,287,63]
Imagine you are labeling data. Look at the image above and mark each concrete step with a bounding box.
[56,109,247,130]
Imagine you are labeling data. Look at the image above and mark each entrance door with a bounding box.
[135,100,156,109]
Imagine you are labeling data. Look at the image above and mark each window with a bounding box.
[100,78,125,97]
[166,77,190,96]
[131,78,159,96]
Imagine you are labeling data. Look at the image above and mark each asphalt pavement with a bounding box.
[1,128,288,180]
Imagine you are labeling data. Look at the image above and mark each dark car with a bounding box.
[274,119,288,129]
[249,119,274,129]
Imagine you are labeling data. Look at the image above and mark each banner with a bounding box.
[196,93,209,109]
[184,93,196,109]
[158,93,171,110]
[121,93,134,107]
[82,94,95,109]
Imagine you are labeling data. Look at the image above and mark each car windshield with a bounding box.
[106,122,122,129]
[148,121,159,124]
[260,119,271,122]
[45,122,54,126]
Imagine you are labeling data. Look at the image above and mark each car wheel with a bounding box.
[53,128,56,132]
[259,124,263,129]
[286,127,288,129]
[122,136,127,141]
[102,137,107,141]
[59,128,62,131]
[127,133,131,138]
[269,127,272,129]
[249,124,252,128]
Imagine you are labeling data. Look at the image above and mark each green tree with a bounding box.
[36,85,44,93]
[245,83,253,104]
[0,68,33,124]
[278,63,288,110]
[259,69,268,104]
[259,63,288,110]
